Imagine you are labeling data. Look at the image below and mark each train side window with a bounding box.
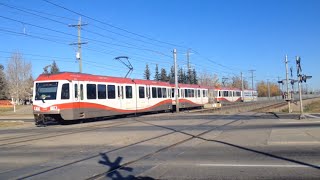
[98,84,107,99]
[108,85,116,99]
[172,88,174,98]
[157,87,162,98]
[198,90,201,97]
[61,83,70,100]
[80,84,84,100]
[139,86,145,98]
[152,87,157,98]
[74,84,78,98]
[125,86,132,99]
[87,84,97,99]
[162,88,167,98]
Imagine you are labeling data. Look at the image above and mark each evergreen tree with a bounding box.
[168,65,175,84]
[43,65,50,74]
[192,68,198,84]
[0,64,8,99]
[183,71,187,84]
[154,64,160,81]
[143,64,151,80]
[160,68,168,82]
[178,68,184,83]
[187,68,192,84]
[50,60,60,74]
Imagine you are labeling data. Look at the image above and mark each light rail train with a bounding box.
[32,72,257,124]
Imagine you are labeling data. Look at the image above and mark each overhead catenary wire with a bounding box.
[0,15,173,59]
[42,0,190,50]
[1,1,254,80]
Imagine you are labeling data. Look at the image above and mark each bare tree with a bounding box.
[6,52,33,104]
[0,64,8,99]
[198,71,220,87]
[230,76,249,89]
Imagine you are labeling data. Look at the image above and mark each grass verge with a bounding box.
[304,100,320,113]
[0,122,24,128]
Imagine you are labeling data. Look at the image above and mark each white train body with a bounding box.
[33,72,208,122]
[32,72,256,123]
[214,88,257,103]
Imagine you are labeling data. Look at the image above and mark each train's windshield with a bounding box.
[35,82,58,100]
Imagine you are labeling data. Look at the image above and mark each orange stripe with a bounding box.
[34,99,172,113]
[178,99,203,106]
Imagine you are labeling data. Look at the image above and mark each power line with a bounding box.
[0,15,173,58]
[0,2,174,54]
[42,0,189,49]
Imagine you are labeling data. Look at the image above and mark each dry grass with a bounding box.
[304,100,320,113]
[0,107,13,113]
[0,122,24,128]
[0,106,23,114]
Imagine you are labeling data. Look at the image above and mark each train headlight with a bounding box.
[50,106,58,111]
[34,106,40,111]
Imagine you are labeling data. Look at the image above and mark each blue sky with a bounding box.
[0,0,319,90]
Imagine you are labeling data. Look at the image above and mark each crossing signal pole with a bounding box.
[69,17,87,73]
[295,56,312,119]
[285,55,291,113]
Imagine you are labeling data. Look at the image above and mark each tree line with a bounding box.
[143,64,199,84]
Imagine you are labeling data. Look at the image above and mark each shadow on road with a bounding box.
[98,153,154,180]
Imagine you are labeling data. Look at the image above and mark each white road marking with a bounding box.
[196,163,319,168]
[279,121,320,124]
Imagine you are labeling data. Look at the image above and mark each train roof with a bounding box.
[35,72,198,87]
[35,72,135,84]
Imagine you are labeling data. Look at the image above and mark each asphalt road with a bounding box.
[0,112,319,179]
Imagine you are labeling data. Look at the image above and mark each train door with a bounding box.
[124,85,135,110]
[137,85,147,110]
[117,85,124,109]
[72,81,82,119]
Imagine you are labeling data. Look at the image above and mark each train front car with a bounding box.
[33,74,73,125]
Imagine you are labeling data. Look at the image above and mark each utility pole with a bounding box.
[187,49,190,71]
[186,49,192,84]
[249,70,255,90]
[267,79,271,100]
[241,72,244,101]
[69,17,87,73]
[285,55,291,113]
[222,77,229,87]
[174,49,179,113]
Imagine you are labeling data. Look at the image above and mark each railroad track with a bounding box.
[17,113,243,179]
[0,119,138,147]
